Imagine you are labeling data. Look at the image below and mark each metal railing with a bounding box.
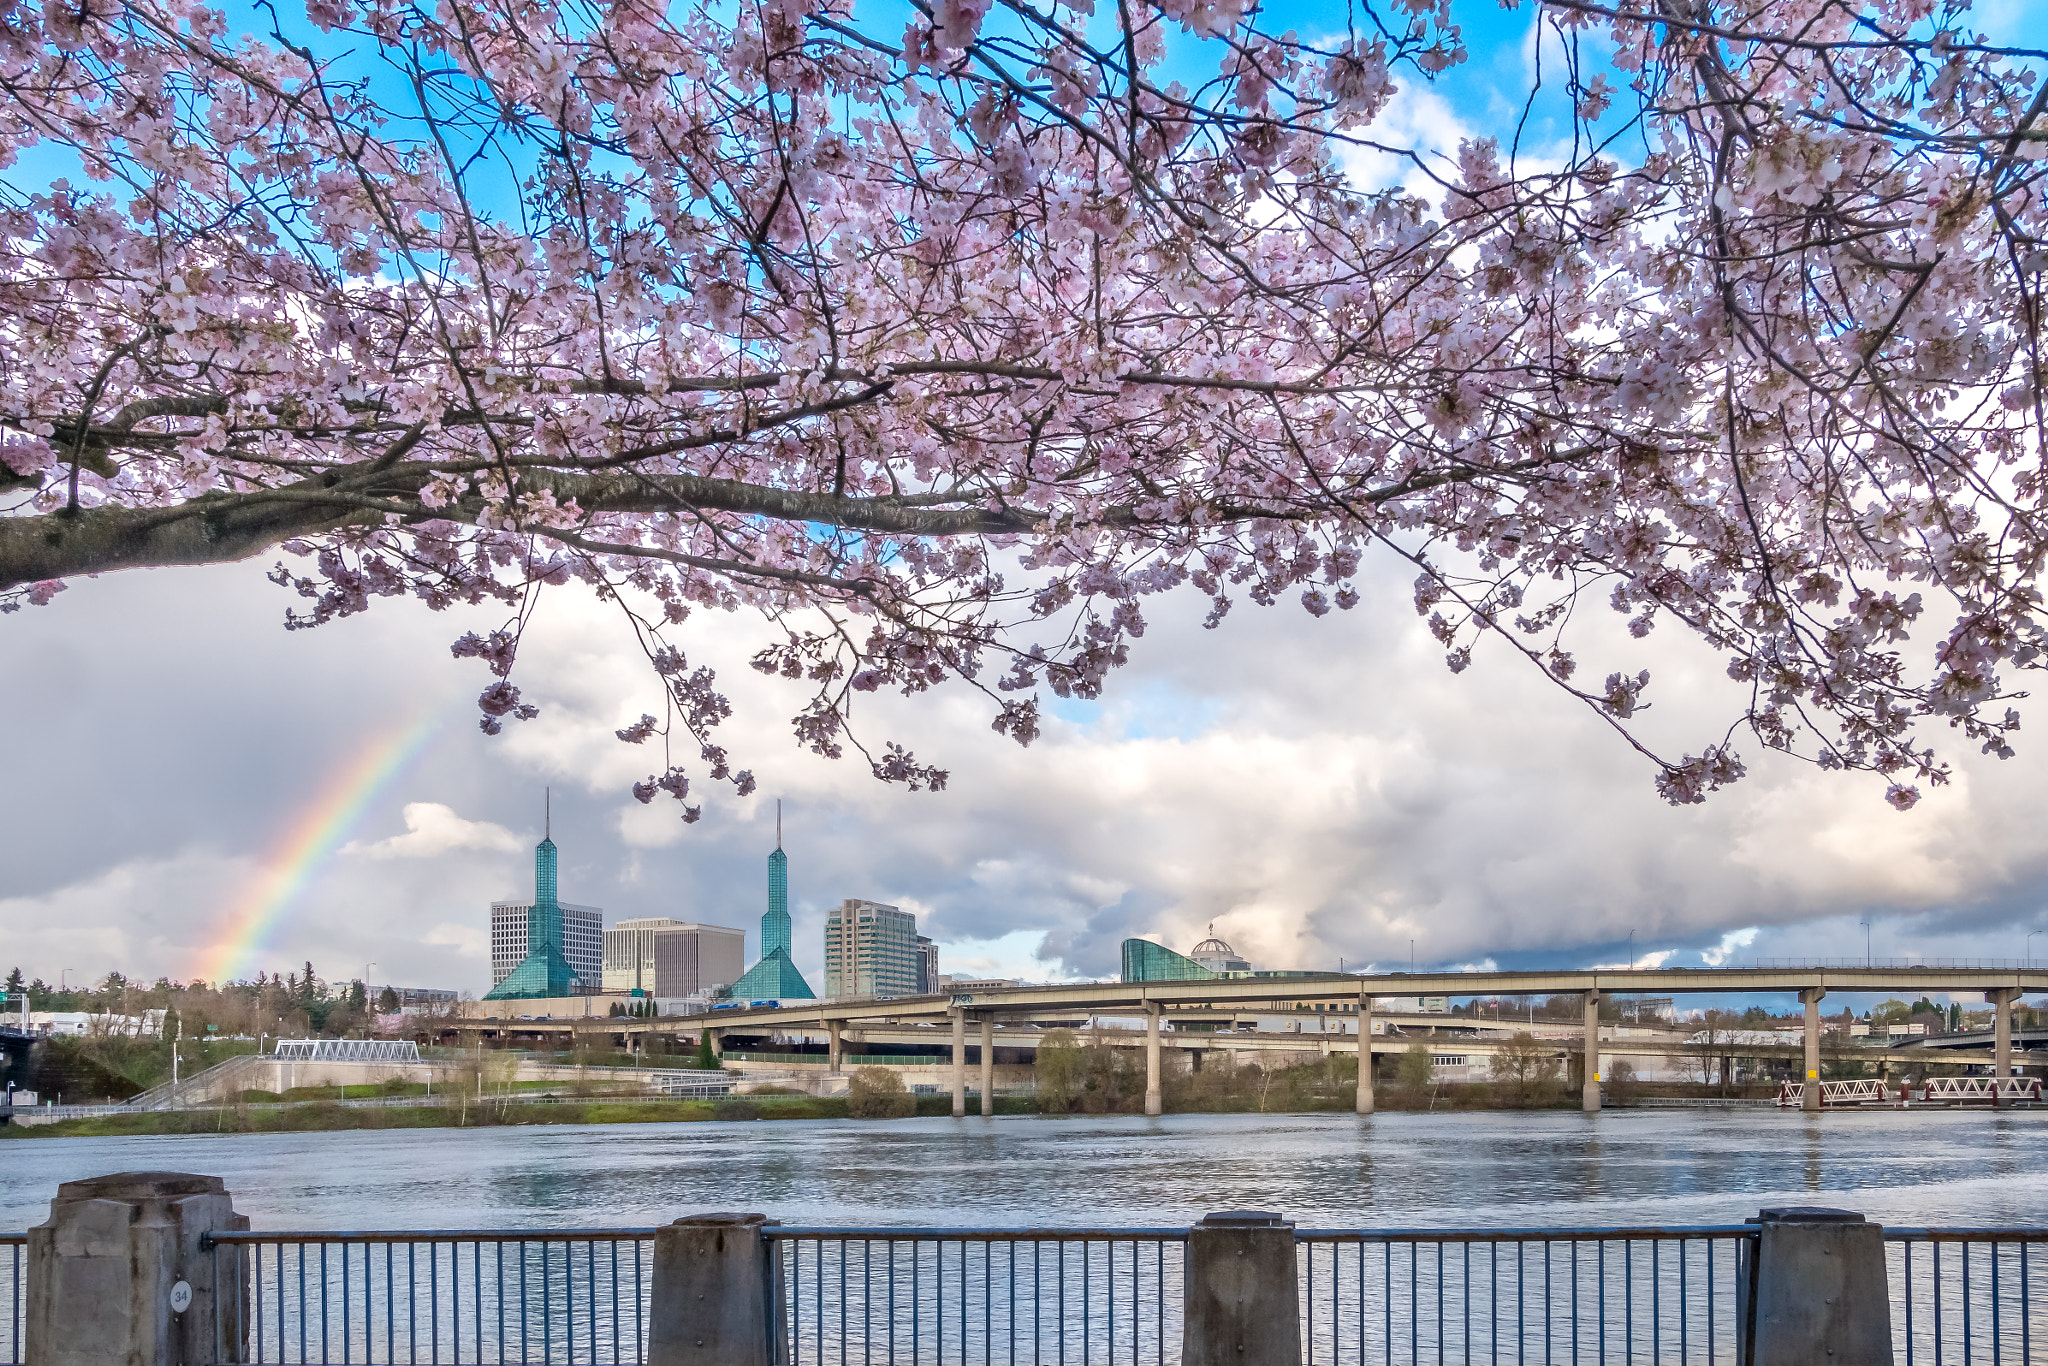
[0,1220,2042,1365]
[1776,1078,1902,1108]
[1919,1077,2044,1105]
[1888,1229,2048,1366]
[767,1228,1188,1366]
[2,1234,21,1366]
[203,1228,659,1364]
[1295,1227,1756,1366]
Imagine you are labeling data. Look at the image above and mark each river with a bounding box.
[4,1109,2042,1231]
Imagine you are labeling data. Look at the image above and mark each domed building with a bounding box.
[1188,931,1252,975]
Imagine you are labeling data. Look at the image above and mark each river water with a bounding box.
[4,1109,2042,1232]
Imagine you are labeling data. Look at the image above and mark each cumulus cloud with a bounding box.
[342,803,520,860]
[6,532,2048,998]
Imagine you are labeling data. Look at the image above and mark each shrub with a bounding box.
[1488,1032,1563,1108]
[712,1099,761,1121]
[847,1066,916,1118]
[1396,1042,1435,1104]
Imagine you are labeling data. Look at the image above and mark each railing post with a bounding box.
[649,1213,784,1366]
[26,1171,249,1366]
[1181,1211,1299,1366]
[1737,1207,1892,1366]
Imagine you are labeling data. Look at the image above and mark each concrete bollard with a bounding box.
[26,1170,249,1366]
[649,1213,784,1366]
[1738,1207,1893,1366]
[1181,1211,1300,1366]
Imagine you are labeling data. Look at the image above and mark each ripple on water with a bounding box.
[3,1109,2043,1230]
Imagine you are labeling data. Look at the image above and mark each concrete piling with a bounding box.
[26,1170,249,1366]
[1738,1207,1892,1366]
[648,1213,782,1366]
[1180,1212,1300,1366]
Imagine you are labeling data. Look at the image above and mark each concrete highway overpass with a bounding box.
[439,965,2046,1116]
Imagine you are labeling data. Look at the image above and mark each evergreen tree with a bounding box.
[377,986,400,1013]
[4,967,23,997]
[695,1032,717,1070]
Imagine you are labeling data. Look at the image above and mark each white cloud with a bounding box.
[9,524,2048,997]
[342,803,520,860]
[1701,928,1761,967]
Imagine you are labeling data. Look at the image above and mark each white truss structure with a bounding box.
[271,1039,422,1063]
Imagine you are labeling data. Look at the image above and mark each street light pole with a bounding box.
[2029,931,2041,969]
[1862,920,1872,968]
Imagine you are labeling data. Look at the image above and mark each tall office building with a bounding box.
[915,936,939,994]
[602,919,746,997]
[491,899,602,988]
[823,899,922,998]
[730,806,816,1000]
[486,808,595,999]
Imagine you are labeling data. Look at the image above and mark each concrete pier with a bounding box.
[1582,991,1602,1112]
[979,1017,995,1117]
[1799,987,1826,1113]
[950,1011,966,1118]
[1145,1004,1163,1117]
[1990,988,2019,1105]
[1355,994,1374,1115]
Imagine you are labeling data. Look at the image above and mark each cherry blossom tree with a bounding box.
[1,0,2043,814]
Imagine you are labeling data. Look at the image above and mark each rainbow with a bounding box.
[192,712,441,984]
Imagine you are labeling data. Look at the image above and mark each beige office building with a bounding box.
[601,918,746,997]
[823,899,923,998]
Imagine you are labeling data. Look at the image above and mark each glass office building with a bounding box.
[824,899,923,998]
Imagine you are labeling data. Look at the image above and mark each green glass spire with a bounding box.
[763,801,791,960]
[485,793,582,1000]
[727,799,813,1001]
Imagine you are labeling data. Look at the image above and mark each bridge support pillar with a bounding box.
[951,1011,966,1118]
[1356,995,1374,1115]
[649,1213,781,1366]
[1582,991,1602,1112]
[827,1020,842,1073]
[26,1171,250,1366]
[1739,1207,1891,1366]
[1145,1004,1163,1117]
[1990,987,2020,1105]
[1799,988,1826,1113]
[980,1017,995,1117]
[1182,1211,1299,1366]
